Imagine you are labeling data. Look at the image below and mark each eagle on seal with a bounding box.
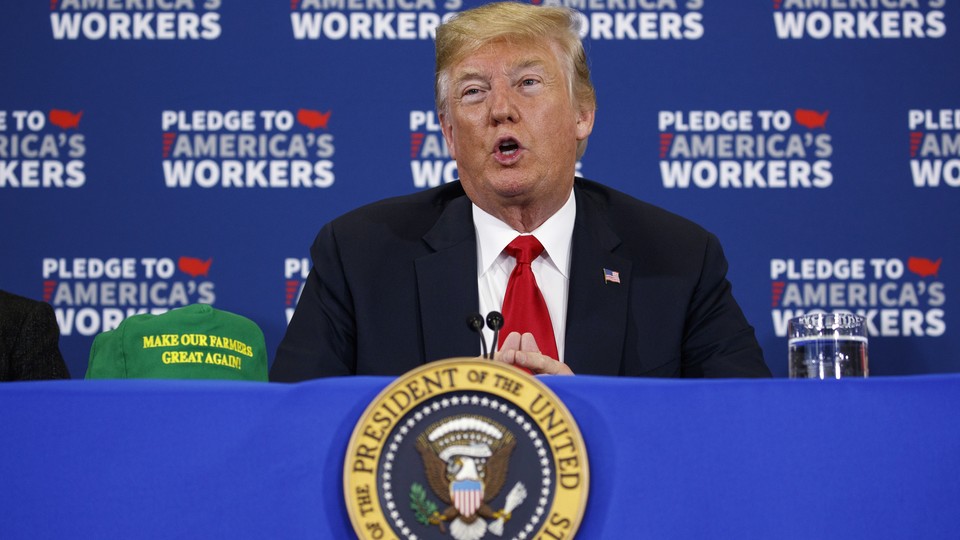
[415,415,519,540]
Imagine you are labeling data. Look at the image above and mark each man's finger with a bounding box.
[500,331,522,352]
[519,332,541,353]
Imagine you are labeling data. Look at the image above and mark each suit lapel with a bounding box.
[416,195,482,362]
[564,186,632,375]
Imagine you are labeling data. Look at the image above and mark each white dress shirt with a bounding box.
[473,189,576,362]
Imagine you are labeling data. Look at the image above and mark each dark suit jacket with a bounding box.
[271,179,770,380]
[0,290,71,381]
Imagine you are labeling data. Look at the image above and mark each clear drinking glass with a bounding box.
[788,313,868,379]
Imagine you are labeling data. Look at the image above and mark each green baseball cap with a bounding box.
[86,304,267,381]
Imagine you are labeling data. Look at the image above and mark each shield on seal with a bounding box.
[451,479,483,518]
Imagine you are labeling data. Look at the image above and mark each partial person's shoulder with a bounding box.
[315,182,471,250]
[0,290,50,316]
[0,290,57,341]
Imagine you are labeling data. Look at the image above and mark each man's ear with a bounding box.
[575,106,595,141]
[439,112,457,160]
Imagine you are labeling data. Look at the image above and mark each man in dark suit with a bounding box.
[0,290,71,381]
[271,2,770,380]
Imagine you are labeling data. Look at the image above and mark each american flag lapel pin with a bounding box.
[603,268,621,284]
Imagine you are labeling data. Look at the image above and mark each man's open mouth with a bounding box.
[497,138,520,156]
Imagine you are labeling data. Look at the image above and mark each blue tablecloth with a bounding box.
[3,374,959,539]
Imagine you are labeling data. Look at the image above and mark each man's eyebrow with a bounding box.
[453,57,549,87]
[510,58,547,73]
[453,69,488,87]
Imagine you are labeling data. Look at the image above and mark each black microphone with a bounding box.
[486,311,504,359]
[466,313,488,359]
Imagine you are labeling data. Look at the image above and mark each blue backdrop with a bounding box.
[2,1,958,377]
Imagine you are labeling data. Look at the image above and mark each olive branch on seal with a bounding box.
[410,483,439,526]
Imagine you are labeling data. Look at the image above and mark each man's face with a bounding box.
[439,39,594,222]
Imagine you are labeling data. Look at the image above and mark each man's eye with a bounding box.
[521,78,539,86]
[463,88,481,96]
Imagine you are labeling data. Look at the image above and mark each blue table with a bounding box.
[3,374,959,539]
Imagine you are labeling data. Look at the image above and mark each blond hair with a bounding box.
[435,3,596,155]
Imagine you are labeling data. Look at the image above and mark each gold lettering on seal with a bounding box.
[531,393,581,489]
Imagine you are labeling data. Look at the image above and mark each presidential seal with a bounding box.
[344,358,589,540]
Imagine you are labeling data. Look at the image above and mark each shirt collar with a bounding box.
[473,188,576,277]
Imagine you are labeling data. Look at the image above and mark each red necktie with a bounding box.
[497,235,559,361]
